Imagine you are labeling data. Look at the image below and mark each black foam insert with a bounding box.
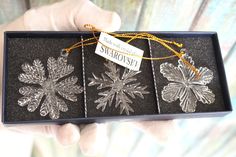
[150,36,226,113]
[3,32,230,123]
[5,37,84,122]
[83,34,158,117]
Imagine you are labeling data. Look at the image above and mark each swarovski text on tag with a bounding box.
[95,32,144,71]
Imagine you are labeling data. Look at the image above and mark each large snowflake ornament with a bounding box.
[18,56,83,119]
[160,54,215,112]
[88,61,149,115]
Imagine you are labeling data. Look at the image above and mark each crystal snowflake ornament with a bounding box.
[160,54,215,113]
[88,61,149,115]
[18,56,83,119]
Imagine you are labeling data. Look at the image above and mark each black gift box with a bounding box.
[2,31,232,124]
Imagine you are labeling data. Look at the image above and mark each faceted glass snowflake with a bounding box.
[88,61,149,115]
[18,56,83,119]
[160,54,215,112]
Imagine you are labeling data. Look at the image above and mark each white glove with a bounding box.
[0,0,175,155]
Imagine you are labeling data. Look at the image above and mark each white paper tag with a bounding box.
[95,32,144,71]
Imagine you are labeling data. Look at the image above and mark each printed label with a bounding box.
[95,32,144,71]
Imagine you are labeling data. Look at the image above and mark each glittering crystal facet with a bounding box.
[88,61,149,115]
[160,54,215,112]
[18,57,83,119]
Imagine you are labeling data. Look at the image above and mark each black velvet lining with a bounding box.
[83,34,158,117]
[5,37,84,122]
[150,36,226,113]
[3,33,228,123]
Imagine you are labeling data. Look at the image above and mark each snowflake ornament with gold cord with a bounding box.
[18,56,83,119]
[160,54,215,112]
[88,61,149,115]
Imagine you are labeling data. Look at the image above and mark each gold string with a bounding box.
[63,24,200,78]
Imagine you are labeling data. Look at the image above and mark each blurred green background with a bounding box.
[0,0,236,157]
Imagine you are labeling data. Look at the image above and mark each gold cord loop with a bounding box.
[63,24,200,78]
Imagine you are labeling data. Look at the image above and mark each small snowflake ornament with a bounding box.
[160,54,215,112]
[88,61,149,115]
[18,56,83,119]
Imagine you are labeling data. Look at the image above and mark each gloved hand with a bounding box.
[0,0,175,155]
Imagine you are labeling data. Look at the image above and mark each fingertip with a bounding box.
[96,11,121,32]
[79,123,108,156]
[108,11,121,32]
[74,0,121,32]
[56,123,80,146]
[133,120,177,143]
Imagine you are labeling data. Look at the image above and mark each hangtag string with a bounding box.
[63,24,200,78]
